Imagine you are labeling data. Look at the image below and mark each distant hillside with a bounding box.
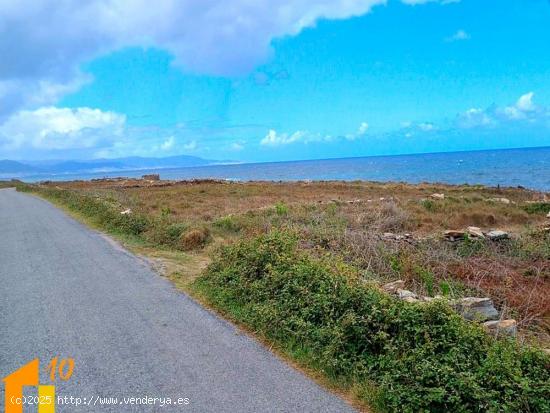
[0,155,222,177]
[0,160,36,173]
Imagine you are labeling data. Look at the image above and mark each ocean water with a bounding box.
[19,147,550,191]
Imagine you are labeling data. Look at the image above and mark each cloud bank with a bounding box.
[0,0,460,117]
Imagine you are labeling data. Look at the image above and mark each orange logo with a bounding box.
[3,357,74,413]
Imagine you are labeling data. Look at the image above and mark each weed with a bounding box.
[195,232,550,412]
[523,202,550,215]
[275,201,289,216]
[214,215,241,233]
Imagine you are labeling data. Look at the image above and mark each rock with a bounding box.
[142,173,160,181]
[483,319,518,337]
[444,230,466,241]
[120,208,132,215]
[489,197,511,204]
[397,289,419,302]
[454,297,499,321]
[431,193,445,200]
[383,232,396,239]
[382,280,405,293]
[546,211,550,218]
[467,226,485,239]
[486,230,509,241]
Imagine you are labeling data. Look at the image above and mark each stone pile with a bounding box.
[381,280,517,337]
[443,227,509,242]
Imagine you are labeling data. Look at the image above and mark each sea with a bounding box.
[14,147,550,192]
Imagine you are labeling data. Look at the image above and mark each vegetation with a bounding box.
[16,178,550,412]
[195,232,549,412]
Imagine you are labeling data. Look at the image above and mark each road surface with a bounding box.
[0,188,355,412]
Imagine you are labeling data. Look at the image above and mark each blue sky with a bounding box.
[1,0,550,161]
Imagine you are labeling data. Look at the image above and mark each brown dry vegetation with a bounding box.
[40,178,550,343]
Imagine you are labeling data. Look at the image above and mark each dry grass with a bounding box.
[41,178,550,344]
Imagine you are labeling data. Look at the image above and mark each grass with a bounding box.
[16,178,550,412]
[194,231,549,412]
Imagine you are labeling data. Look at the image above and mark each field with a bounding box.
[13,178,550,412]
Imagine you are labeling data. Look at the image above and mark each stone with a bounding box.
[546,211,550,218]
[483,319,518,337]
[467,226,485,239]
[489,197,511,204]
[142,173,160,181]
[486,230,509,241]
[120,208,132,215]
[383,232,396,239]
[431,193,445,200]
[382,280,405,293]
[397,289,418,302]
[454,297,499,321]
[444,230,466,241]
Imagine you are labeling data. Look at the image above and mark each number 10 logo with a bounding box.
[3,358,74,413]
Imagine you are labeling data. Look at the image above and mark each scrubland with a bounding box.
[13,178,550,412]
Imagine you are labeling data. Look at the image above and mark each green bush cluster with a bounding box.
[523,202,550,215]
[20,185,212,251]
[26,186,149,235]
[195,232,550,412]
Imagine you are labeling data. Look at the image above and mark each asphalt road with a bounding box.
[0,188,355,412]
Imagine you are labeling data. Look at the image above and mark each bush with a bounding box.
[523,202,550,215]
[195,232,550,412]
[145,220,188,247]
[179,227,210,251]
[214,215,241,233]
[275,201,289,216]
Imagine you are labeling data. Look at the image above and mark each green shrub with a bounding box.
[420,199,438,212]
[145,220,188,246]
[214,215,241,233]
[195,232,550,412]
[523,202,550,215]
[275,201,289,216]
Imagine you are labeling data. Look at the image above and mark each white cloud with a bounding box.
[446,29,470,42]
[0,0,390,116]
[160,136,175,151]
[345,121,369,140]
[183,140,197,150]
[262,122,369,146]
[261,129,308,146]
[516,92,535,112]
[230,141,245,151]
[418,122,436,131]
[0,106,125,151]
[457,108,494,128]
[0,0,459,117]
[358,122,369,135]
[455,92,548,130]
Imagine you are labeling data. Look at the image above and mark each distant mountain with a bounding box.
[0,155,224,178]
[0,160,36,173]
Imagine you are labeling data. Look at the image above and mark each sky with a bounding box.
[1,0,550,162]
